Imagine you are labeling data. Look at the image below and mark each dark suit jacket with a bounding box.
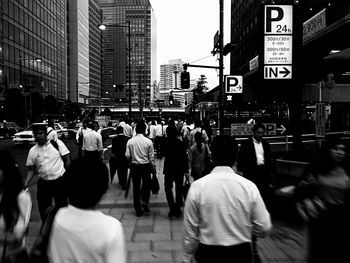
[163,138,188,175]
[237,137,273,185]
[111,134,129,162]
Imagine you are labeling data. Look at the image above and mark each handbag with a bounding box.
[1,233,30,263]
[183,175,191,200]
[296,196,327,222]
[149,163,160,195]
[28,206,59,263]
[203,144,213,175]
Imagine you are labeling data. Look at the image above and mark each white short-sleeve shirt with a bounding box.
[26,140,70,180]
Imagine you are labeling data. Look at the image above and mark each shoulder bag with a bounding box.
[203,144,214,175]
[1,233,30,263]
[183,175,191,200]
[28,206,59,263]
[296,196,327,222]
[149,163,160,195]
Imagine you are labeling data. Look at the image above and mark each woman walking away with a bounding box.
[295,137,350,263]
[0,150,32,260]
[188,131,212,181]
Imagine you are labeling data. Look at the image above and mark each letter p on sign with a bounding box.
[264,5,293,34]
[225,75,243,94]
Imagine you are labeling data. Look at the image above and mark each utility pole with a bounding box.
[218,0,224,135]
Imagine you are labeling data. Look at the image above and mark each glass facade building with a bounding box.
[0,0,67,100]
[0,0,67,123]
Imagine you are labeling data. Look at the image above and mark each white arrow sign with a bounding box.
[264,66,292,79]
[277,124,287,134]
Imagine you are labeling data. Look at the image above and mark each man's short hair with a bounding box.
[211,135,238,167]
[66,159,109,208]
[116,125,124,134]
[32,124,47,134]
[135,120,146,134]
[252,123,265,132]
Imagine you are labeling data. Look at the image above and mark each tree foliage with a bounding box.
[195,74,208,93]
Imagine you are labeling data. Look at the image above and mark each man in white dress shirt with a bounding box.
[48,158,126,263]
[83,121,103,161]
[125,120,154,217]
[183,135,271,263]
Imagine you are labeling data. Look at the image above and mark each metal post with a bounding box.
[19,56,23,88]
[218,0,224,135]
[128,20,132,122]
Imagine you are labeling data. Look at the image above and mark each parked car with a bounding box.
[59,121,76,139]
[13,122,68,144]
[0,122,24,138]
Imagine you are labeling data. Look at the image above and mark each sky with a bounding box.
[149,0,232,89]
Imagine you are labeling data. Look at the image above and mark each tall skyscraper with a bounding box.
[0,0,67,124]
[89,0,102,101]
[67,0,90,104]
[159,59,185,91]
[97,0,157,107]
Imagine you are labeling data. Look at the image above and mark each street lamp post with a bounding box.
[19,56,42,124]
[100,20,132,122]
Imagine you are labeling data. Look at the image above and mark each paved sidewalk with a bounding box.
[26,158,307,263]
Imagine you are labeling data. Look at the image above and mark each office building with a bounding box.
[97,0,157,107]
[89,0,102,101]
[229,0,350,129]
[67,0,90,104]
[159,59,185,90]
[0,0,67,124]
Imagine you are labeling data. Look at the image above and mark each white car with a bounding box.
[13,122,68,144]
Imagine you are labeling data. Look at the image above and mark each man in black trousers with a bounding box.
[110,126,129,188]
[236,122,274,263]
[125,120,154,217]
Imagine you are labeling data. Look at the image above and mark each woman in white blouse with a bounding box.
[0,150,32,259]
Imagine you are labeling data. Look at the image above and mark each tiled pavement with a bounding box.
[25,158,307,263]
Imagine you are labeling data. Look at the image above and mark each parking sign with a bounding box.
[225,75,243,94]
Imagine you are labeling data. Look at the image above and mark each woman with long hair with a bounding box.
[295,137,350,262]
[188,131,212,181]
[0,150,32,258]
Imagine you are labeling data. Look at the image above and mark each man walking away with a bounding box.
[25,124,71,221]
[183,135,271,263]
[189,119,208,146]
[76,120,89,159]
[47,119,58,141]
[125,120,155,217]
[163,125,188,218]
[110,126,129,189]
[83,121,103,161]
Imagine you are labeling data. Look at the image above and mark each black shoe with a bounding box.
[136,210,144,217]
[168,210,176,218]
[141,204,150,213]
[175,209,182,218]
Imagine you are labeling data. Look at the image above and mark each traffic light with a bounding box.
[181,64,190,89]
[169,91,174,105]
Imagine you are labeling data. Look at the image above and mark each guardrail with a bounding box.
[234,130,350,151]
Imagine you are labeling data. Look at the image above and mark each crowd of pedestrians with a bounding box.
[1,116,349,263]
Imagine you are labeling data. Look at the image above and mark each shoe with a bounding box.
[136,210,144,217]
[175,209,182,218]
[141,204,150,213]
[168,210,175,218]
